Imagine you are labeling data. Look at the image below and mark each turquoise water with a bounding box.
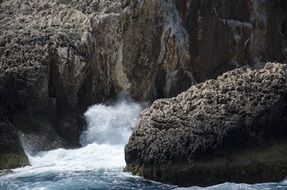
[0,100,286,190]
[1,168,286,190]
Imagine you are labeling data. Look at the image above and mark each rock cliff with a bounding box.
[176,0,287,82]
[125,63,287,186]
[0,0,287,168]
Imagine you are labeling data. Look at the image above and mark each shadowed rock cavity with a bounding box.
[125,63,287,187]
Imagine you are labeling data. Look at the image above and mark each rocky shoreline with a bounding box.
[0,0,287,181]
[125,63,287,186]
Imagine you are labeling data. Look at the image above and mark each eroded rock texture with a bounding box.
[125,63,287,186]
[0,0,286,157]
[0,0,192,152]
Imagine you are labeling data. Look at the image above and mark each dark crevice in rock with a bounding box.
[47,51,84,147]
[155,68,167,99]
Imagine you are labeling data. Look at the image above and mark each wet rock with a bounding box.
[0,119,29,169]
[125,63,287,187]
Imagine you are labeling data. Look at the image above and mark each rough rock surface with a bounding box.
[0,119,29,169]
[125,63,287,187]
[0,0,286,156]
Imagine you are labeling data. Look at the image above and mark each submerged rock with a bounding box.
[125,63,287,187]
[0,120,29,169]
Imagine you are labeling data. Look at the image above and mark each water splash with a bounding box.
[80,99,141,146]
[4,97,142,177]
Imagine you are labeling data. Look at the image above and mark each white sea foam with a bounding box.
[7,98,142,178]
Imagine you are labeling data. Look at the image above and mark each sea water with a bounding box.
[0,99,286,190]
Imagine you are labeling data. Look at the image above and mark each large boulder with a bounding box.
[125,63,287,187]
[0,119,29,169]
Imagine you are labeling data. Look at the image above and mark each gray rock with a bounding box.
[0,0,193,149]
[125,63,287,187]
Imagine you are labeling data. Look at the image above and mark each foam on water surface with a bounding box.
[8,98,141,177]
